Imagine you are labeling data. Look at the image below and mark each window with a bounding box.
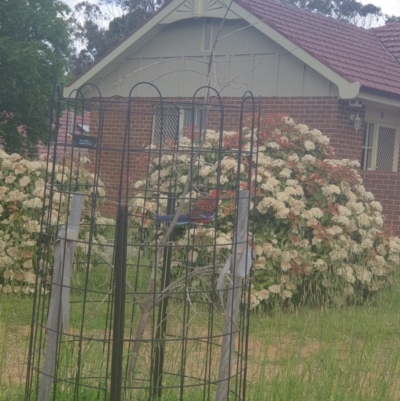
[202,17,212,51]
[361,123,374,170]
[152,105,203,146]
[361,122,399,171]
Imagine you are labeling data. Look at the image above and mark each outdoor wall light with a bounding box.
[350,113,362,132]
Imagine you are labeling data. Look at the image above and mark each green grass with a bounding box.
[0,294,32,401]
[2,272,400,401]
[246,283,400,401]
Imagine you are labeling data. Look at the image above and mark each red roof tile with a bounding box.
[237,0,400,95]
[372,23,400,65]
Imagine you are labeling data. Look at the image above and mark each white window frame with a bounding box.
[152,105,203,146]
[361,122,374,170]
[362,122,399,172]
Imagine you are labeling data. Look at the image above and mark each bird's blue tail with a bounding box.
[155,214,189,225]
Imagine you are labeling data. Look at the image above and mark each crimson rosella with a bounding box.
[156,190,221,225]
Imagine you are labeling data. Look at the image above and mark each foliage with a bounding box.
[0,150,113,294]
[386,15,400,23]
[283,0,382,27]
[0,0,70,155]
[68,0,171,77]
[131,115,400,308]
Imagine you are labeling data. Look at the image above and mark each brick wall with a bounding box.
[360,171,400,234]
[209,96,364,161]
[89,99,155,216]
[259,98,400,235]
[335,100,365,161]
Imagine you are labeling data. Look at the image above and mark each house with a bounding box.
[63,0,400,233]
[38,110,90,158]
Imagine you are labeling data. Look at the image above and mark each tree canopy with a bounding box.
[0,0,70,155]
[68,0,170,77]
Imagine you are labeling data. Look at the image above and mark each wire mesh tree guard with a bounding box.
[25,83,259,401]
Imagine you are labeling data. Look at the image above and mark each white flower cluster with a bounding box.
[0,150,112,293]
[132,117,400,308]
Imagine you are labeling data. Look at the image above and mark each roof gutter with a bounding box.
[358,87,400,109]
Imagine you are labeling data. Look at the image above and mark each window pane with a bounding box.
[376,126,396,171]
[362,123,368,147]
[195,109,203,128]
[203,18,212,51]
[367,123,374,147]
[183,109,192,128]
[361,148,365,169]
[365,149,372,169]
[183,109,203,129]
[361,148,373,170]
[153,105,180,146]
[361,123,374,170]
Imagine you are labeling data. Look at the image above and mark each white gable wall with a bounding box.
[93,18,339,98]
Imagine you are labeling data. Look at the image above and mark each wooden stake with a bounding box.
[216,190,251,401]
[38,193,84,401]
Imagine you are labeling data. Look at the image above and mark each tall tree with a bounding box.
[0,0,70,155]
[386,15,400,23]
[68,0,170,77]
[283,0,382,27]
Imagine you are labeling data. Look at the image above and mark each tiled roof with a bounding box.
[237,0,400,95]
[372,23,400,65]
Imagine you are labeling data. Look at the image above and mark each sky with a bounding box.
[360,0,400,16]
[63,0,400,17]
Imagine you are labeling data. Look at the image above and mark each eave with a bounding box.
[64,0,361,100]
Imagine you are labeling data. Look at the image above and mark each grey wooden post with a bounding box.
[38,193,84,401]
[216,190,251,401]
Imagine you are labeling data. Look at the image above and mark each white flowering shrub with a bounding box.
[131,114,400,308]
[0,150,112,294]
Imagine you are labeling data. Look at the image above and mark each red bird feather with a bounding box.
[156,190,221,225]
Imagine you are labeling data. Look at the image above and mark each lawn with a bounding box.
[1,274,400,401]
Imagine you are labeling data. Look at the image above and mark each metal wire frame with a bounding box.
[24,82,260,401]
